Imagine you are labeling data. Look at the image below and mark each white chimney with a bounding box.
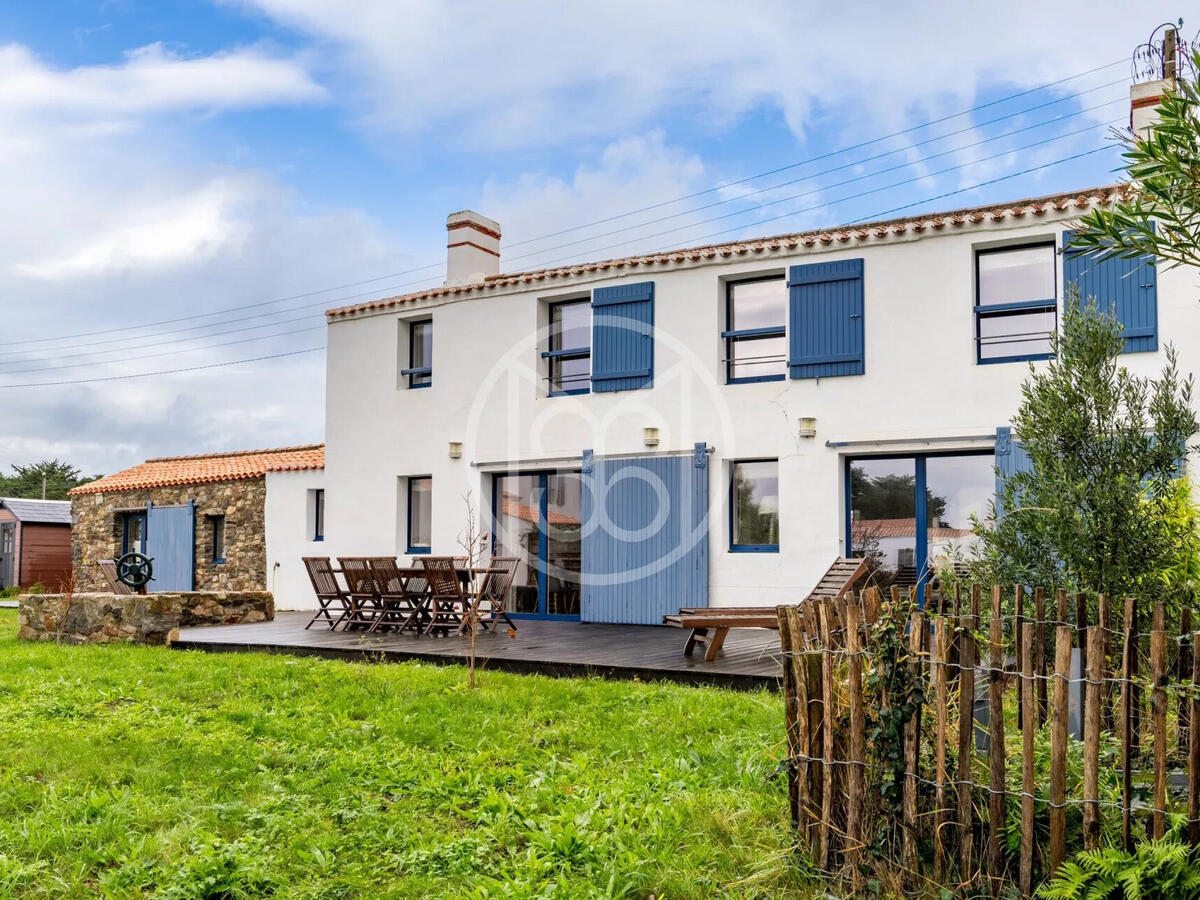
[1130,25,1178,138]
[445,210,501,286]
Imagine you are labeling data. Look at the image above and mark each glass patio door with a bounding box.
[493,471,582,619]
[846,451,993,601]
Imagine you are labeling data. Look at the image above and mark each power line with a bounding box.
[1,142,1118,390]
[7,59,1127,350]
[525,135,1120,271]
[499,58,1129,249]
[0,90,1125,363]
[1,119,1121,377]
[502,100,1125,269]
[2,112,1113,374]
[0,347,325,389]
[0,325,326,375]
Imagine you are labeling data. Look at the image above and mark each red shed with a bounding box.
[0,498,72,592]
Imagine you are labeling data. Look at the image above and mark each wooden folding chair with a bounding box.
[302,557,351,630]
[420,556,468,636]
[474,557,519,633]
[368,557,428,634]
[337,557,382,630]
[98,559,134,596]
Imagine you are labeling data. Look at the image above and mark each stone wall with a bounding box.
[71,478,267,593]
[17,591,274,645]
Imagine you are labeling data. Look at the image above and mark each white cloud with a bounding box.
[226,0,1177,150]
[13,179,251,280]
[0,41,324,120]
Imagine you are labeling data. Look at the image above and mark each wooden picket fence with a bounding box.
[777,584,1200,896]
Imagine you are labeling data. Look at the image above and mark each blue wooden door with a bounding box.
[145,501,195,592]
[580,444,709,624]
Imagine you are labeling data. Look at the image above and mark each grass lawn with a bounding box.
[0,610,810,899]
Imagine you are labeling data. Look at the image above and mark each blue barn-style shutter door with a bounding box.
[591,282,654,392]
[144,500,195,591]
[580,443,709,624]
[1062,228,1158,353]
[787,258,865,379]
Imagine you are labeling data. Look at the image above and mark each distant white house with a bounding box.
[270,76,1192,620]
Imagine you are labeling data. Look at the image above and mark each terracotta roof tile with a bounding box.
[327,184,1130,321]
[69,444,324,495]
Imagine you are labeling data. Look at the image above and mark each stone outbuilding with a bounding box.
[69,445,324,602]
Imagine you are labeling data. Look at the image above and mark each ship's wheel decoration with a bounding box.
[116,551,154,590]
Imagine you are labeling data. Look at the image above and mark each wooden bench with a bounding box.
[664,557,868,661]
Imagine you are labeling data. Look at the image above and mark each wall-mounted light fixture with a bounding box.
[643,427,660,447]
[797,417,817,439]
[448,441,463,459]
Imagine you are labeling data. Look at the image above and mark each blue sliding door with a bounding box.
[580,446,710,625]
[144,501,195,592]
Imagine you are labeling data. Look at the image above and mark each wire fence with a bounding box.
[777,584,1200,897]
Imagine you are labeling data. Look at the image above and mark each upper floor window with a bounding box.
[730,459,779,552]
[724,277,786,383]
[975,244,1056,364]
[545,299,591,395]
[404,319,433,388]
[407,476,432,554]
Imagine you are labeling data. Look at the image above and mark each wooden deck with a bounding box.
[173,611,783,690]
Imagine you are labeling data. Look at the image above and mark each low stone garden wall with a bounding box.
[17,591,274,646]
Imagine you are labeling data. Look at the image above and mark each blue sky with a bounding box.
[0,1,1185,474]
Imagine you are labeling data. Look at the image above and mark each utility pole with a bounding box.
[41,474,46,500]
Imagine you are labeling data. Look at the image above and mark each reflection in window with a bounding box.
[924,454,993,573]
[731,460,779,550]
[546,300,591,395]
[849,453,994,594]
[407,319,433,388]
[407,477,432,552]
[849,458,919,592]
[724,278,786,383]
[975,244,1057,362]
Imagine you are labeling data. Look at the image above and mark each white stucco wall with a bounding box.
[317,207,1198,611]
[265,468,326,609]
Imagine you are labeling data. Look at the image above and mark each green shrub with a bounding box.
[1037,838,1200,900]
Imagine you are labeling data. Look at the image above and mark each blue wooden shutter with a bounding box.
[591,282,654,392]
[788,258,865,379]
[580,444,709,624]
[994,426,1033,517]
[145,501,195,592]
[1062,229,1158,353]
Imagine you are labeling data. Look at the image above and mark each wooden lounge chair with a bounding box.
[663,556,869,661]
[302,557,351,630]
[368,557,429,634]
[420,556,468,636]
[98,559,134,596]
[473,556,520,633]
[337,557,382,630]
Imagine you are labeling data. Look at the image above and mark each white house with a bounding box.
[275,78,1192,621]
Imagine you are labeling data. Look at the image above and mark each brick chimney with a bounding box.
[445,211,501,286]
[1130,25,1178,137]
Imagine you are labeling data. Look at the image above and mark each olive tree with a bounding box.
[973,295,1198,607]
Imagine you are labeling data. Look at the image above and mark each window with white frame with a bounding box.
[975,243,1056,363]
[723,277,787,383]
